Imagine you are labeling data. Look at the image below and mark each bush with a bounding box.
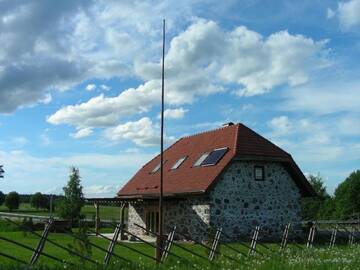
[30,192,48,210]
[5,191,20,211]
[0,191,5,206]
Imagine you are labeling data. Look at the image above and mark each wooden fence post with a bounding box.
[30,218,53,265]
[306,225,316,248]
[161,226,176,262]
[104,224,121,265]
[94,202,100,235]
[208,227,222,261]
[249,226,260,256]
[329,225,338,249]
[280,223,291,252]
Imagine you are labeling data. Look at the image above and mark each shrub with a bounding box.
[5,191,20,211]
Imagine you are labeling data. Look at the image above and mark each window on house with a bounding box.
[201,147,228,166]
[171,156,187,170]
[150,160,167,174]
[193,152,210,167]
[254,166,265,181]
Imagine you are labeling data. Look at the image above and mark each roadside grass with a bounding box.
[0,230,360,270]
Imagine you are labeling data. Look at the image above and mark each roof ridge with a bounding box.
[181,123,240,140]
[233,123,240,154]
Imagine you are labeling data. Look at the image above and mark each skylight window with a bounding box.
[201,147,228,166]
[194,153,210,167]
[151,160,167,174]
[171,156,187,170]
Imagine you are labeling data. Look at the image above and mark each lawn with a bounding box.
[0,229,359,270]
[0,203,125,221]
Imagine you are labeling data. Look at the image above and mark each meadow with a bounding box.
[0,228,359,270]
[0,203,125,221]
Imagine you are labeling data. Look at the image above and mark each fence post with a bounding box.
[208,227,222,261]
[104,224,121,266]
[161,226,176,262]
[280,223,291,252]
[249,226,260,256]
[30,218,53,265]
[94,202,100,235]
[329,225,338,248]
[306,225,316,249]
[348,227,355,246]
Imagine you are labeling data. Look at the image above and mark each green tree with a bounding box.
[301,174,329,220]
[0,191,5,206]
[57,167,84,223]
[30,192,45,210]
[5,191,20,211]
[334,170,360,218]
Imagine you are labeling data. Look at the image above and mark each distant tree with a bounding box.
[0,191,5,206]
[57,167,84,223]
[301,174,329,220]
[5,191,20,211]
[334,170,360,218]
[30,192,48,210]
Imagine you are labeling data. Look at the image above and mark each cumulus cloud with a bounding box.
[70,128,93,139]
[159,108,188,119]
[0,0,194,113]
[86,84,96,91]
[47,80,161,128]
[100,84,111,91]
[338,0,360,29]
[104,117,175,147]
[48,20,327,136]
[327,0,360,29]
[268,116,292,136]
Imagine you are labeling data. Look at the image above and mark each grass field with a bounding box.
[0,229,359,270]
[0,203,125,221]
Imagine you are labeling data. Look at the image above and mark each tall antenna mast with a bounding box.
[156,19,166,262]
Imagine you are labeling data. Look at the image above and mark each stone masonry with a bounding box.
[127,161,302,242]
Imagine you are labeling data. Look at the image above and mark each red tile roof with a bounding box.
[117,123,315,198]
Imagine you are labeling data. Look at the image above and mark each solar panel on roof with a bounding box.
[194,152,210,167]
[201,147,228,166]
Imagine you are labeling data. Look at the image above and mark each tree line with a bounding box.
[301,170,360,220]
[0,167,85,224]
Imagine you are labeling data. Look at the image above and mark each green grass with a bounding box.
[0,230,360,270]
[0,203,126,221]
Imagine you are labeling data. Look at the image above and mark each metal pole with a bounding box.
[156,19,166,262]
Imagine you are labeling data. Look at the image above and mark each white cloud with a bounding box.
[159,108,188,119]
[338,0,360,29]
[70,128,93,139]
[268,116,292,136]
[327,8,335,19]
[86,84,96,91]
[47,80,161,128]
[0,1,195,113]
[100,84,111,91]
[48,20,327,135]
[11,137,28,148]
[104,117,175,147]
[281,80,360,114]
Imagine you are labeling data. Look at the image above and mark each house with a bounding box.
[117,122,315,241]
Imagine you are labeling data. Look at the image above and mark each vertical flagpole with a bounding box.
[156,19,165,262]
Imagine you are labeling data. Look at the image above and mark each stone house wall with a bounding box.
[127,197,210,241]
[127,160,302,242]
[209,161,302,240]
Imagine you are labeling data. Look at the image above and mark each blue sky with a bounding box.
[0,0,359,197]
